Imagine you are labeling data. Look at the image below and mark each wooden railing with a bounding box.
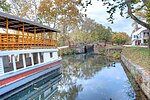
[0,33,58,50]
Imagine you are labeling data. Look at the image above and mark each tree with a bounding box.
[97,27,112,46]
[112,32,130,45]
[37,0,58,27]
[65,18,112,45]
[79,0,150,48]
[80,17,112,44]
[10,0,39,21]
[132,7,148,36]
[0,0,10,12]
[79,18,98,42]
[38,0,81,46]
[38,0,81,29]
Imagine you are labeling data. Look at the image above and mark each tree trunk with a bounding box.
[148,29,150,49]
[104,41,107,46]
[62,35,65,46]
[126,0,150,29]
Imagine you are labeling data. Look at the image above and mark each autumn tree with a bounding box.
[112,32,130,45]
[9,0,39,20]
[37,0,58,27]
[38,0,81,46]
[38,0,81,29]
[56,0,81,33]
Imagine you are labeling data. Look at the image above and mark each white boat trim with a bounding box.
[0,49,58,57]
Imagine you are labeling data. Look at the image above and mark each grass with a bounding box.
[106,45,123,49]
[122,47,150,70]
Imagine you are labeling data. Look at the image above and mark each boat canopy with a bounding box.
[0,11,60,33]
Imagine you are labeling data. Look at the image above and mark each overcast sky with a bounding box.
[85,0,134,36]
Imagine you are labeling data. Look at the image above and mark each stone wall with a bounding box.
[93,43,113,54]
[70,43,94,54]
[121,55,150,99]
[94,43,105,54]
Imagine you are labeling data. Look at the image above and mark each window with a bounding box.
[50,52,53,58]
[134,35,138,38]
[40,52,44,63]
[33,53,38,65]
[3,56,14,73]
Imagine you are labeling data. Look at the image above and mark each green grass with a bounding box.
[122,47,150,71]
[106,45,123,49]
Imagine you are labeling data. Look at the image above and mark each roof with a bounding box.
[132,27,146,36]
[0,11,60,33]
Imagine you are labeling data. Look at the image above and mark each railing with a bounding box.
[0,33,58,50]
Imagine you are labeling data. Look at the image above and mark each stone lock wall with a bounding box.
[121,55,150,99]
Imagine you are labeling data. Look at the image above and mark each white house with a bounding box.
[131,27,149,46]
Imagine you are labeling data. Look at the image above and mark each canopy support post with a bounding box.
[34,26,36,47]
[6,18,8,50]
[22,23,24,49]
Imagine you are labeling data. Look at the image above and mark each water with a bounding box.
[5,54,147,100]
[52,54,147,100]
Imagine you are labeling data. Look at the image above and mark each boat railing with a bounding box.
[0,33,58,50]
[0,49,60,76]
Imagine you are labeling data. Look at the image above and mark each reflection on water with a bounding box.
[51,54,147,100]
[2,68,62,100]
[2,54,147,100]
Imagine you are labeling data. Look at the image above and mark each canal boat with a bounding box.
[0,11,61,96]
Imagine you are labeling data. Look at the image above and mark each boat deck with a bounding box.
[0,32,57,50]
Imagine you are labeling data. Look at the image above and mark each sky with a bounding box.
[84,0,134,36]
[5,0,134,36]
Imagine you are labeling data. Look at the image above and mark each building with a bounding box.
[131,28,149,46]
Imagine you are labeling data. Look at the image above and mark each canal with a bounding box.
[5,54,147,100]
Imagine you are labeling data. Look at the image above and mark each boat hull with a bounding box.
[0,59,61,96]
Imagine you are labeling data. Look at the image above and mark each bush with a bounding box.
[98,48,106,55]
[62,48,78,55]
